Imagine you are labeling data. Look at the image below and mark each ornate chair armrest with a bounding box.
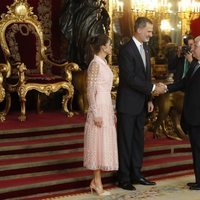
[43,53,81,81]
[16,63,27,84]
[64,62,81,82]
[44,54,80,70]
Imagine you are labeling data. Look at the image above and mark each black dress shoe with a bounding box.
[187,182,197,187]
[134,177,156,186]
[190,184,200,190]
[118,183,136,190]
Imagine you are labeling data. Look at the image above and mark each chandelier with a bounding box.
[131,0,172,19]
[112,0,200,37]
[178,0,200,19]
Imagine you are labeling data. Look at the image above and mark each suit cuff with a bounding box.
[151,84,155,92]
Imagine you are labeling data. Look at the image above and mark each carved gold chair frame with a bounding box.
[0,0,79,121]
[0,64,7,102]
[0,63,9,122]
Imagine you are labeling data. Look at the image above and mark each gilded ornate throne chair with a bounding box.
[0,0,79,121]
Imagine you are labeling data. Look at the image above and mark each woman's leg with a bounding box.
[93,169,102,186]
[90,169,110,195]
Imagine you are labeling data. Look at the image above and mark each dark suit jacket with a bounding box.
[168,61,200,127]
[116,39,153,115]
[171,56,185,82]
[170,56,197,82]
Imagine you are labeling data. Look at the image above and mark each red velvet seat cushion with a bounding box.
[7,74,65,85]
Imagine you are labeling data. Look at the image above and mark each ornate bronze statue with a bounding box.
[148,91,187,140]
[59,0,110,113]
[59,0,110,69]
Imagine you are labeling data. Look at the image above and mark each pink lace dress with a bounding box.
[84,55,118,171]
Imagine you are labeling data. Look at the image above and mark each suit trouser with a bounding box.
[117,111,145,184]
[188,126,200,184]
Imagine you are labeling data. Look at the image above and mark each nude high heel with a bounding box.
[90,181,110,196]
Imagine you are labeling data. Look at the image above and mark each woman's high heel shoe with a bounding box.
[90,183,110,196]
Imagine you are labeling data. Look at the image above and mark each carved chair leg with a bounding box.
[0,113,6,122]
[62,95,72,117]
[0,93,11,122]
[36,93,43,114]
[3,93,11,115]
[18,96,26,121]
[62,89,73,117]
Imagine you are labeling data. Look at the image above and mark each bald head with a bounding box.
[193,36,200,60]
[195,36,200,46]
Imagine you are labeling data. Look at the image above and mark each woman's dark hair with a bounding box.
[90,34,111,54]
[162,34,172,43]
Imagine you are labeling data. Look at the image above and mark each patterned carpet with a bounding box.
[45,174,200,200]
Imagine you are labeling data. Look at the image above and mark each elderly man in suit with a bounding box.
[116,17,165,190]
[166,36,200,190]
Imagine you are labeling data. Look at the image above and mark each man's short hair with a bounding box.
[183,35,194,45]
[134,17,153,32]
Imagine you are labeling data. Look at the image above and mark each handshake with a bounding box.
[152,82,168,96]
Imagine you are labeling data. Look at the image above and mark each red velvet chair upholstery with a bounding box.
[0,0,79,121]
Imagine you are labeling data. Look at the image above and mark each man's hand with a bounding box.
[147,101,154,112]
[185,51,193,63]
[152,82,167,96]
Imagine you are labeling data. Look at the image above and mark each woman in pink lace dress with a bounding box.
[84,34,118,196]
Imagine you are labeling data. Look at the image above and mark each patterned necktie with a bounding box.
[140,44,146,68]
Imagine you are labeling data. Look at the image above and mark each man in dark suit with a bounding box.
[166,35,200,190]
[116,17,165,191]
